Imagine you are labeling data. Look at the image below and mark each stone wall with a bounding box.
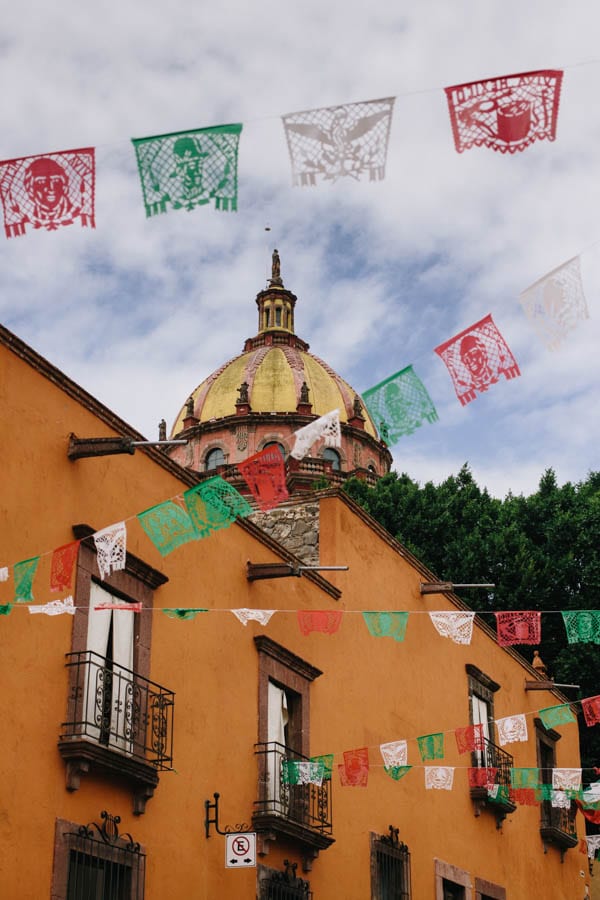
[250,500,320,566]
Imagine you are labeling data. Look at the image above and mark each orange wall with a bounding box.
[0,338,590,899]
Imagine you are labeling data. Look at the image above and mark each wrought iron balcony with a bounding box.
[253,742,334,854]
[58,651,175,814]
[470,736,516,824]
[540,799,578,853]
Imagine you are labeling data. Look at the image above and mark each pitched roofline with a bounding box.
[0,323,201,486]
[0,323,339,601]
[309,487,574,703]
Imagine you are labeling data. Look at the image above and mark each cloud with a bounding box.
[0,0,598,497]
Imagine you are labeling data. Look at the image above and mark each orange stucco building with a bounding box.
[0,321,594,898]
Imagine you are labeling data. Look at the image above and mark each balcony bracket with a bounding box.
[133,784,156,817]
[541,839,568,863]
[301,848,319,874]
[65,758,90,792]
[257,831,277,857]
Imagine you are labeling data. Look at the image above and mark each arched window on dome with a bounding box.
[205,447,226,471]
[323,448,341,471]
[263,441,286,459]
[275,307,282,326]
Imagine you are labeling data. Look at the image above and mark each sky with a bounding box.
[1,0,599,499]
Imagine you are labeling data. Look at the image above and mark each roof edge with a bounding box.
[0,323,201,488]
[308,487,574,701]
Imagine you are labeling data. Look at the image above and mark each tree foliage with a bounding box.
[344,465,600,769]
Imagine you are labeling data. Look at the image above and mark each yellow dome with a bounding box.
[170,342,379,438]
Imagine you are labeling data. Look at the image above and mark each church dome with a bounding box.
[170,342,380,438]
[167,251,391,486]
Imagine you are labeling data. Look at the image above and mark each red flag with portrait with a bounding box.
[339,747,369,786]
[455,724,485,754]
[435,314,520,406]
[238,446,289,511]
[50,540,80,592]
[0,148,95,238]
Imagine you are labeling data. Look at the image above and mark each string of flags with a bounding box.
[0,66,568,239]
[4,592,600,652]
[274,698,600,844]
[0,67,592,441]
[360,262,589,441]
[2,448,600,651]
[4,493,600,833]
[0,409,342,604]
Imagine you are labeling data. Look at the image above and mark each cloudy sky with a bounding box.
[1,0,599,498]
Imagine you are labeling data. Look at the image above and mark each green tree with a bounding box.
[344,466,600,769]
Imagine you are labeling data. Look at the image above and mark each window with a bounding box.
[275,307,282,326]
[84,582,136,752]
[205,447,225,470]
[259,862,313,899]
[435,860,472,900]
[58,529,173,814]
[371,828,411,899]
[536,718,578,852]
[52,813,145,900]
[252,637,333,855]
[466,664,499,756]
[474,878,506,900]
[263,441,286,459]
[443,882,465,900]
[322,448,341,471]
[466,665,514,821]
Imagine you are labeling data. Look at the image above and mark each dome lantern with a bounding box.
[255,249,297,335]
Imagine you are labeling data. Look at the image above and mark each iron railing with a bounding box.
[61,651,174,770]
[476,735,514,792]
[540,801,578,841]
[254,742,333,836]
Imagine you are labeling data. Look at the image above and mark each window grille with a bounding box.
[64,811,145,900]
[371,827,411,899]
[261,861,313,900]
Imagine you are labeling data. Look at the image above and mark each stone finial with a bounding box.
[185,396,195,417]
[300,381,310,404]
[353,394,363,417]
[158,419,167,441]
[269,248,283,287]
[532,650,548,677]
[237,381,249,404]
